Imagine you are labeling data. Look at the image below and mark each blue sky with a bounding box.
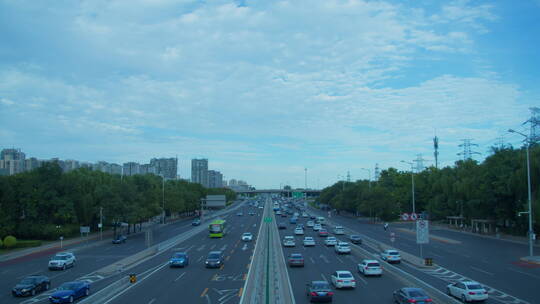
[1,0,539,189]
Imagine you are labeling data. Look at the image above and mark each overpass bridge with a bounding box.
[234,189,321,198]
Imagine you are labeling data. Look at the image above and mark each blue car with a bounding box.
[192,219,201,226]
[49,281,90,303]
[169,252,189,267]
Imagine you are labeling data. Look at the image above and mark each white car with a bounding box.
[324,236,338,246]
[380,249,401,263]
[302,213,308,218]
[330,270,356,289]
[306,221,315,228]
[48,252,76,270]
[313,224,322,231]
[242,232,253,241]
[283,236,295,247]
[335,242,351,254]
[303,237,316,246]
[447,281,488,302]
[333,226,345,235]
[358,259,383,276]
[294,227,304,235]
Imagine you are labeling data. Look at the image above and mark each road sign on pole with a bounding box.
[410,213,418,221]
[401,213,409,221]
[416,220,429,244]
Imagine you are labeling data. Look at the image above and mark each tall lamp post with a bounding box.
[160,174,165,224]
[401,160,416,215]
[509,129,535,257]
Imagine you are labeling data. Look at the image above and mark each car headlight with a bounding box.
[21,288,30,292]
[205,261,209,264]
[216,261,220,264]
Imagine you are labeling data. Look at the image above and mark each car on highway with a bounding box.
[381,249,401,263]
[112,234,127,244]
[281,213,288,217]
[307,221,315,228]
[334,242,351,254]
[205,251,224,268]
[358,259,382,276]
[258,206,263,209]
[278,222,287,229]
[192,218,201,226]
[393,287,433,304]
[288,253,305,267]
[283,236,295,247]
[276,211,282,215]
[330,270,356,289]
[242,232,253,241]
[48,281,90,303]
[333,226,345,235]
[324,236,337,246]
[447,281,488,302]
[48,252,76,270]
[310,215,316,219]
[12,275,50,297]
[349,234,362,244]
[303,236,316,246]
[290,217,297,224]
[236,211,243,216]
[294,227,304,235]
[169,252,189,267]
[302,212,308,218]
[318,229,329,237]
[248,211,256,216]
[313,224,322,231]
[306,281,334,303]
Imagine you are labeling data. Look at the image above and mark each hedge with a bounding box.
[3,235,17,248]
[14,240,42,248]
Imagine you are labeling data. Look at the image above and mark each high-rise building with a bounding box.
[64,159,80,172]
[123,162,140,176]
[208,170,223,188]
[0,148,26,175]
[110,163,122,175]
[150,157,177,179]
[25,157,42,172]
[191,158,208,187]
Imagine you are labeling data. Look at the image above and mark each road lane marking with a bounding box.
[238,287,243,297]
[320,273,329,282]
[310,257,315,264]
[225,256,231,261]
[211,274,218,281]
[336,256,344,263]
[197,256,204,262]
[200,287,209,297]
[148,298,156,304]
[246,263,250,269]
[220,264,224,270]
[507,268,540,280]
[210,244,216,250]
[230,249,235,254]
[470,266,494,276]
[355,274,368,285]
[174,272,186,282]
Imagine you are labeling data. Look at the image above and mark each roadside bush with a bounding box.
[15,240,42,248]
[0,238,3,248]
[3,235,17,248]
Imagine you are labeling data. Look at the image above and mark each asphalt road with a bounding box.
[2,207,239,304]
[106,204,262,304]
[275,213,408,303]
[306,206,539,304]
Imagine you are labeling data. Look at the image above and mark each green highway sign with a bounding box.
[264,217,272,223]
[292,191,305,198]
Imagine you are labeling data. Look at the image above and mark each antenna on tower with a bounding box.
[457,139,481,160]
[433,135,439,169]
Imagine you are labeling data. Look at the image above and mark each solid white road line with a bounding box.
[507,267,540,280]
[148,298,156,304]
[174,272,186,282]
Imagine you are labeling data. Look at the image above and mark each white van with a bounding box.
[316,216,326,225]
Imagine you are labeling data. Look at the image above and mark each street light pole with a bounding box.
[509,129,535,257]
[401,160,416,215]
[161,175,165,224]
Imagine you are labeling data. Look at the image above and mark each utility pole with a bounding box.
[433,135,439,169]
[401,160,416,214]
[304,168,307,189]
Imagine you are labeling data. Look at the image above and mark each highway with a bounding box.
[105,203,262,304]
[306,205,539,304]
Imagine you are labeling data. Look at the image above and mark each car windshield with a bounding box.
[338,273,352,278]
[20,278,37,284]
[53,255,68,260]
[368,263,380,267]
[389,251,399,255]
[208,253,220,259]
[58,283,79,291]
[173,253,186,258]
[312,282,330,290]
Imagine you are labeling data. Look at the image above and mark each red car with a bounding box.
[318,229,329,237]
[288,253,304,267]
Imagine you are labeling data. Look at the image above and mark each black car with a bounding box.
[278,222,287,229]
[310,215,316,219]
[192,218,201,226]
[349,235,362,244]
[393,287,433,303]
[205,251,224,268]
[12,275,50,297]
[306,281,333,303]
[112,235,127,244]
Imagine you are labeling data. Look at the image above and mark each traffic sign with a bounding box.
[264,217,272,223]
[401,213,409,221]
[410,213,418,221]
[416,220,429,244]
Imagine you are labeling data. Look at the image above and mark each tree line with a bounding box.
[318,145,539,235]
[0,162,236,240]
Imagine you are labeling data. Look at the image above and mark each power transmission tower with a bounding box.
[433,135,439,169]
[346,171,351,182]
[413,154,426,172]
[457,139,481,160]
[374,163,380,181]
[524,107,540,143]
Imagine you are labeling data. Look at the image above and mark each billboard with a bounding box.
[205,195,226,208]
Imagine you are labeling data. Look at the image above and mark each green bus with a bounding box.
[209,219,227,238]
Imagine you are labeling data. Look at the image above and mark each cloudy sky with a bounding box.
[1,0,539,189]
